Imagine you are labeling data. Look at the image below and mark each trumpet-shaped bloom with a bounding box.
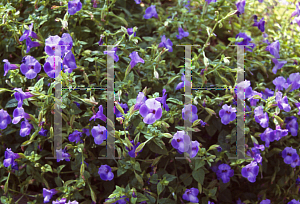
[3,59,19,76]
[104,47,119,62]
[20,55,41,79]
[19,23,38,41]
[0,109,11,129]
[69,130,83,143]
[129,51,144,68]
[171,130,191,153]
[182,188,199,203]
[260,199,271,204]
[139,98,162,124]
[158,35,173,52]
[25,37,41,53]
[45,35,62,56]
[176,73,186,90]
[253,15,265,32]
[155,89,169,111]
[39,128,48,136]
[254,106,269,128]
[216,163,234,183]
[68,0,82,15]
[285,116,298,136]
[3,148,20,170]
[176,27,189,40]
[182,104,198,123]
[98,164,114,181]
[273,76,289,91]
[12,106,30,124]
[260,127,275,148]
[186,140,200,158]
[219,104,236,125]
[266,40,280,59]
[63,50,77,71]
[282,147,297,164]
[43,188,57,203]
[241,161,259,183]
[286,72,300,92]
[14,88,33,107]
[20,119,33,137]
[91,124,107,145]
[235,32,255,52]
[143,5,158,19]
[56,149,70,162]
[89,105,107,122]
[58,33,73,56]
[275,91,291,112]
[126,140,143,158]
[134,92,147,110]
[236,0,246,17]
[272,58,287,74]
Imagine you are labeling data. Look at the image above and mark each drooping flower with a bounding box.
[69,130,83,143]
[56,148,70,162]
[129,51,144,68]
[285,116,298,136]
[25,37,41,53]
[219,104,236,125]
[271,58,287,74]
[182,188,199,203]
[0,109,11,129]
[254,106,269,128]
[45,35,62,56]
[126,140,143,158]
[143,5,158,19]
[44,56,63,78]
[98,164,114,181]
[236,0,246,17]
[3,59,19,76]
[266,40,280,59]
[216,163,234,183]
[186,140,200,158]
[43,188,57,203]
[252,15,265,32]
[91,124,107,145]
[176,27,189,40]
[14,88,33,107]
[286,72,300,91]
[275,91,291,112]
[20,119,33,137]
[104,47,119,62]
[155,89,169,111]
[182,104,198,123]
[241,161,259,183]
[260,128,275,148]
[19,23,38,41]
[272,76,289,91]
[98,34,104,45]
[3,148,20,170]
[158,35,173,52]
[89,105,107,122]
[139,98,162,124]
[20,55,41,79]
[68,0,82,15]
[39,127,48,136]
[134,92,147,111]
[171,130,191,153]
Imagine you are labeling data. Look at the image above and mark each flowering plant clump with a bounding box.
[0,0,300,203]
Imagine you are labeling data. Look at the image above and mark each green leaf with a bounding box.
[134,171,144,186]
[157,182,164,196]
[5,98,18,108]
[205,108,216,116]
[135,142,146,153]
[4,173,10,194]
[195,160,205,170]
[163,174,177,182]
[88,182,97,202]
[192,168,205,185]
[209,187,217,197]
[44,164,52,173]
[148,141,168,155]
[166,98,183,105]
[142,37,154,41]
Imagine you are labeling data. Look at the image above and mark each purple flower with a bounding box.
[143,5,158,19]
[287,199,300,204]
[25,37,41,53]
[43,188,57,203]
[69,130,82,143]
[98,35,104,45]
[208,201,215,204]
[63,50,77,72]
[0,109,11,129]
[3,59,19,76]
[139,98,162,124]
[12,106,30,124]
[182,104,198,123]
[39,128,48,136]
[58,33,73,56]
[129,51,144,68]
[20,55,41,79]
[45,35,61,56]
[236,80,251,100]
[82,128,90,136]
[91,124,107,145]
[176,73,186,90]
[135,0,141,4]
[176,27,189,40]
[14,88,33,107]
[273,125,288,141]
[260,128,275,148]
[236,0,246,17]
[19,23,38,41]
[126,140,143,158]
[235,32,255,52]
[254,106,269,128]
[155,89,169,111]
[285,116,298,136]
[3,148,20,170]
[266,40,280,59]
[286,72,300,91]
[282,146,297,164]
[158,35,173,52]
[171,130,191,153]
[44,56,63,78]
[89,105,107,122]
[206,0,217,4]
[183,0,191,12]
[216,163,234,183]
[20,119,33,137]
[273,76,289,91]
[272,58,287,74]
[115,103,128,118]
[186,141,200,158]
[182,188,199,203]
[68,0,82,15]
[104,47,119,62]
[219,104,236,125]
[134,92,147,110]
[91,0,97,8]
[56,149,70,162]
[253,15,265,32]
[295,102,300,115]
[261,88,274,100]
[127,28,136,37]
[52,198,67,204]
[241,161,259,183]
[200,120,206,127]
[260,199,271,204]
[275,91,291,112]
[291,2,300,17]
[211,160,222,173]
[290,153,300,168]
[98,164,114,181]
